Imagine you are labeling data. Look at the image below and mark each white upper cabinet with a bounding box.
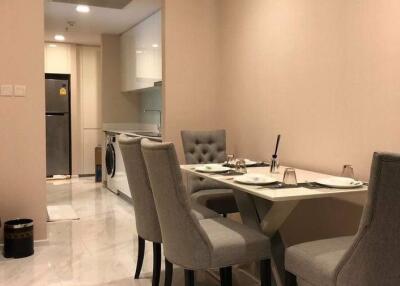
[120,11,162,92]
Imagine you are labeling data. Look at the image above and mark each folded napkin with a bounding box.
[222,162,270,168]
[263,182,323,190]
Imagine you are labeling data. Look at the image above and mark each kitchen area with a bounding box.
[44,0,163,198]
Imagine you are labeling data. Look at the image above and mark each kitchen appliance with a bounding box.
[105,133,131,198]
[45,74,71,177]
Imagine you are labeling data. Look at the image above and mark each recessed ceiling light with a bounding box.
[152,44,159,48]
[48,44,57,48]
[136,50,144,54]
[76,5,90,13]
[54,34,65,41]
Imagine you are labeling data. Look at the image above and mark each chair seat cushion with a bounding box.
[191,189,238,214]
[285,236,354,286]
[191,202,220,219]
[199,217,270,268]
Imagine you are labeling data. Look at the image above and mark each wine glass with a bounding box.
[342,165,355,179]
[226,154,235,167]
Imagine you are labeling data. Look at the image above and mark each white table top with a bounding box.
[180,164,368,202]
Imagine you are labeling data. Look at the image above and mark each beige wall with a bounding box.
[0,0,46,239]
[218,0,400,244]
[163,0,400,245]
[101,34,140,124]
[163,0,222,160]
[219,0,400,182]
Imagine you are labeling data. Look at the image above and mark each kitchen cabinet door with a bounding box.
[120,28,136,92]
[120,11,162,92]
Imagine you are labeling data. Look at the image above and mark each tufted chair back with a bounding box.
[335,152,400,285]
[141,139,212,269]
[118,136,162,243]
[181,130,228,193]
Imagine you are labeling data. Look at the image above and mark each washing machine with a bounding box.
[105,133,131,198]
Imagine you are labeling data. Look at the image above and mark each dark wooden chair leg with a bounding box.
[152,242,161,286]
[285,271,297,286]
[260,259,271,286]
[219,266,232,286]
[184,269,195,286]
[134,236,145,279]
[164,259,173,286]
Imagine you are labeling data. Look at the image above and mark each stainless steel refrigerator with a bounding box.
[45,74,71,177]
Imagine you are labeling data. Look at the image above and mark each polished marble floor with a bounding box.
[0,178,260,286]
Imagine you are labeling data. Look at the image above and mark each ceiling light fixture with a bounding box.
[136,50,144,54]
[54,34,65,41]
[152,44,159,48]
[76,5,90,13]
[48,44,57,48]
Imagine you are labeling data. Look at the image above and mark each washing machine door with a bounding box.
[105,143,116,178]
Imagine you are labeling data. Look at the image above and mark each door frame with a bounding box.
[45,73,72,176]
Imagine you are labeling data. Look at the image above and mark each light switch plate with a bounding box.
[14,85,26,97]
[1,84,14,96]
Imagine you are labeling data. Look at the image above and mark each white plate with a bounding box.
[244,159,258,166]
[195,164,231,173]
[315,177,364,189]
[234,174,278,185]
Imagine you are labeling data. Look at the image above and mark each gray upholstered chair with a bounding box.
[141,139,272,286]
[119,136,219,286]
[285,152,400,286]
[181,130,238,215]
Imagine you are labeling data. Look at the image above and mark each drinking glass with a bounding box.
[342,165,355,179]
[235,159,247,174]
[226,154,235,167]
[283,168,298,186]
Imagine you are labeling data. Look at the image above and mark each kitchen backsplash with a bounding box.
[138,87,162,126]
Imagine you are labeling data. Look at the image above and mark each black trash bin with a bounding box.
[4,219,34,258]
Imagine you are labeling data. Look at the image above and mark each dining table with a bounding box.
[180,164,368,286]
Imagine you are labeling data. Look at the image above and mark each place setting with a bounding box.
[222,155,270,168]
[193,156,266,176]
[231,167,365,190]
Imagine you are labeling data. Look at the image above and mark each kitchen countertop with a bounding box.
[104,129,162,142]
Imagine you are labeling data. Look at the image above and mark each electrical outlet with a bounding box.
[14,85,26,97]
[0,84,13,96]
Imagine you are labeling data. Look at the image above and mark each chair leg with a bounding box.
[260,259,271,286]
[184,269,195,286]
[219,266,232,286]
[134,236,145,279]
[164,259,173,286]
[152,243,161,286]
[285,271,297,286]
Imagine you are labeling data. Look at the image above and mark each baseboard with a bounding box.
[78,174,95,177]
[117,191,133,205]
[0,239,49,247]
[105,187,133,205]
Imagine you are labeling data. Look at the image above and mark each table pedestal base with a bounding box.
[233,190,299,286]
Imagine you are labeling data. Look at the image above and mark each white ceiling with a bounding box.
[45,0,162,45]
